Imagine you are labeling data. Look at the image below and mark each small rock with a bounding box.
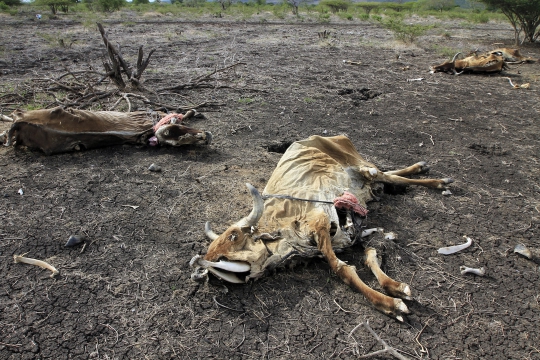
[18,188,24,195]
[65,235,86,247]
[148,164,161,172]
[442,190,452,196]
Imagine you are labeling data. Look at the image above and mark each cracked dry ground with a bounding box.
[0,18,539,359]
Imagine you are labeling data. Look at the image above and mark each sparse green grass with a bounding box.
[238,97,254,104]
[433,44,462,58]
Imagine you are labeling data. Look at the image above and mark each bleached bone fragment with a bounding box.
[460,266,485,276]
[361,228,384,237]
[190,255,250,272]
[442,190,452,196]
[384,232,397,240]
[514,244,532,259]
[438,236,473,255]
[13,254,59,278]
[407,78,424,82]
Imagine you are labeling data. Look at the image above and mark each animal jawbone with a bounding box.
[189,255,250,284]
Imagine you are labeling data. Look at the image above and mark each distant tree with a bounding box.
[133,0,148,4]
[286,0,305,15]
[414,0,456,11]
[355,2,380,15]
[320,0,351,13]
[34,0,77,14]
[478,0,540,43]
[3,0,20,6]
[218,0,233,10]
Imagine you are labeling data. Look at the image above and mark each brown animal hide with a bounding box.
[488,48,538,63]
[191,135,453,321]
[3,107,211,155]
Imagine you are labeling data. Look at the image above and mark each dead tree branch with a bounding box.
[158,62,246,92]
[97,23,156,90]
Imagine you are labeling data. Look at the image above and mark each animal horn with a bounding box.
[236,183,264,228]
[204,222,219,241]
[452,52,462,62]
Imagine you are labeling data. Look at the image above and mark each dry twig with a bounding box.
[348,321,411,360]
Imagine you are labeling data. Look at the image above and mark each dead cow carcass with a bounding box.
[430,52,507,74]
[190,135,453,320]
[2,107,211,155]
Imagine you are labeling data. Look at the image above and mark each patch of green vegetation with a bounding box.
[304,97,314,103]
[238,97,254,104]
[122,21,136,27]
[433,44,461,58]
[376,17,432,43]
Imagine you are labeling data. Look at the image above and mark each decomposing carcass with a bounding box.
[430,52,508,74]
[190,135,453,321]
[1,107,211,155]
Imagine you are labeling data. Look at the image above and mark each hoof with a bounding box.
[417,161,430,174]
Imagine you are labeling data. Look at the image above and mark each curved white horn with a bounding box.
[452,52,462,62]
[236,183,264,228]
[205,222,219,241]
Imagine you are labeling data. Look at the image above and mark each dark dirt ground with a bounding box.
[0,14,539,359]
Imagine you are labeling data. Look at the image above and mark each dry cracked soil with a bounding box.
[0,12,539,360]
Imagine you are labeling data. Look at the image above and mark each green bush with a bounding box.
[378,17,432,43]
[414,0,456,11]
[0,1,9,10]
[320,0,350,13]
[358,12,369,20]
[2,0,19,6]
[133,0,148,4]
[97,0,124,12]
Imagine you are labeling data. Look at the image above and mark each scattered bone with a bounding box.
[438,236,473,255]
[442,190,452,196]
[65,235,86,247]
[13,254,59,278]
[122,205,139,209]
[503,77,530,89]
[407,78,424,82]
[514,244,532,259]
[148,163,161,172]
[361,228,383,237]
[343,60,363,65]
[384,232,397,240]
[348,321,411,360]
[18,189,23,195]
[1,114,13,122]
[460,266,485,276]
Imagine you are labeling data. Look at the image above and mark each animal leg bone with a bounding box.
[383,161,430,176]
[364,248,412,300]
[374,170,453,190]
[13,253,59,278]
[312,215,409,321]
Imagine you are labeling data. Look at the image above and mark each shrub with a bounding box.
[3,0,20,5]
[414,0,456,11]
[97,0,124,12]
[133,0,148,4]
[378,18,432,43]
[479,0,540,43]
